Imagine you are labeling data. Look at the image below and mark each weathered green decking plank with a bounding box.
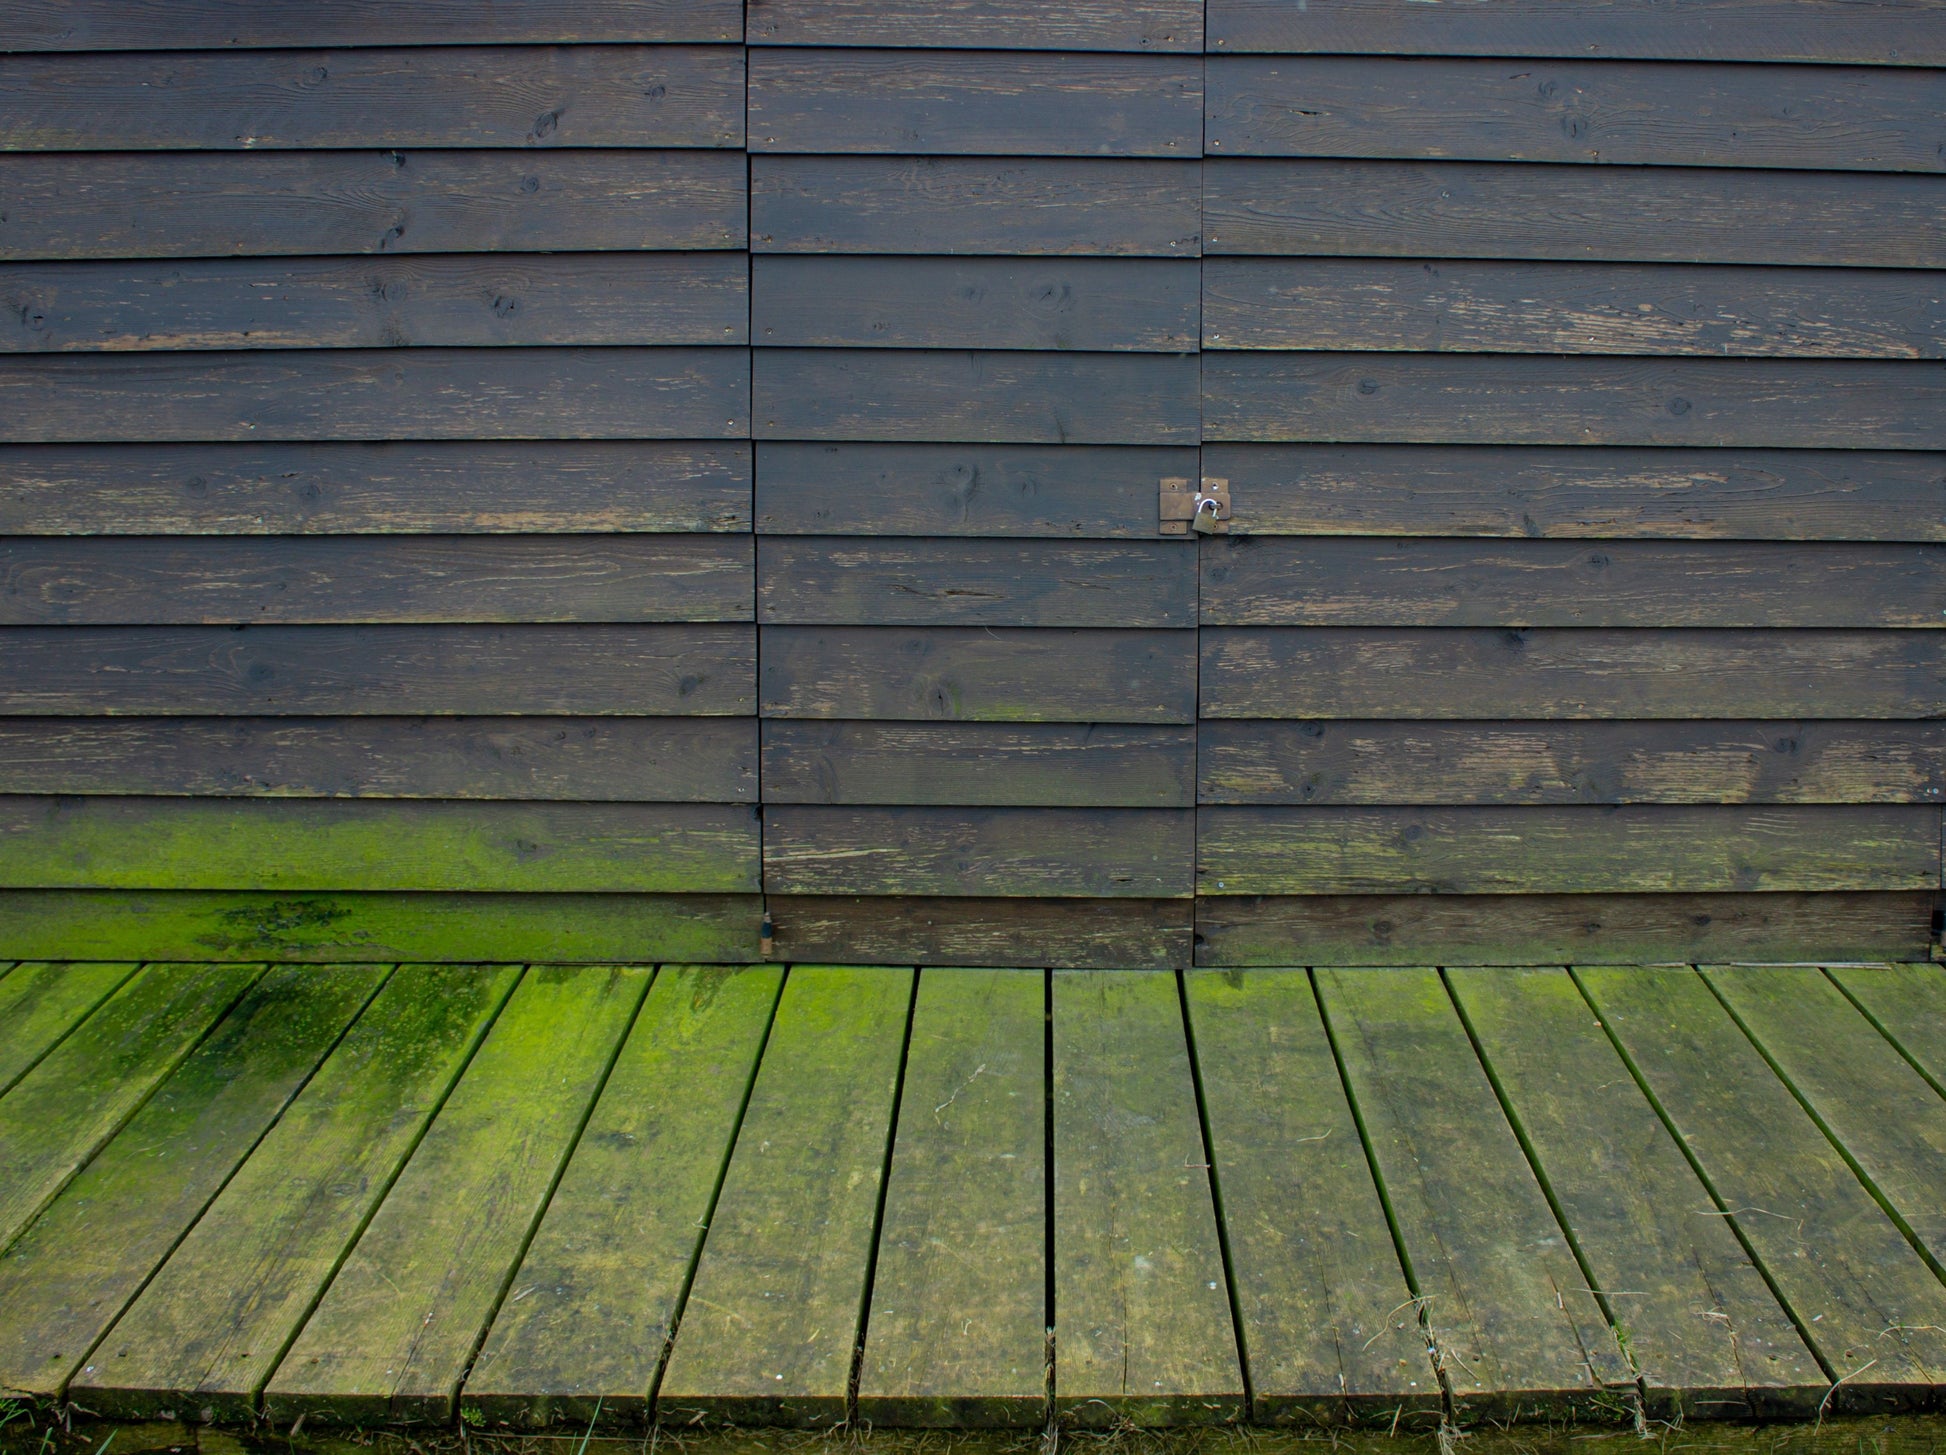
[1578,967,1946,1409]
[1315,967,1628,1421]
[0,962,263,1252]
[656,966,913,1427]
[1052,970,1242,1426]
[263,966,647,1426]
[465,965,783,1428]
[1447,967,1825,1419]
[1828,964,1946,1095]
[857,968,1046,1428]
[70,964,519,1422]
[0,961,140,1097]
[0,966,389,1403]
[1183,969,1437,1427]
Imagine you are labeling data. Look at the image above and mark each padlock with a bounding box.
[1191,496,1221,535]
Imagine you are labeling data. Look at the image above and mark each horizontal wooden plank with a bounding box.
[754,257,1198,352]
[1203,354,1946,448]
[762,722,1194,806]
[1200,628,1945,719]
[756,349,1197,444]
[752,157,1199,256]
[0,151,745,261]
[1205,57,1946,172]
[0,441,752,534]
[0,795,760,892]
[1196,805,1941,894]
[748,1,1200,50]
[0,717,758,802]
[0,889,759,962]
[759,539,1194,627]
[1205,0,1946,64]
[754,442,1190,537]
[1198,538,1945,627]
[1203,160,1946,267]
[765,805,1194,896]
[749,49,1198,155]
[761,626,1196,723]
[0,255,748,352]
[1195,891,1939,967]
[0,2,741,49]
[1202,259,1946,359]
[0,46,743,151]
[0,624,756,715]
[0,348,749,443]
[1203,444,1946,542]
[766,895,1193,969]
[1198,720,1946,805]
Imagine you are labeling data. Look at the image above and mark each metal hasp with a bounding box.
[1159,476,1231,536]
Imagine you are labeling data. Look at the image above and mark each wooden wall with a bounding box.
[0,0,1940,966]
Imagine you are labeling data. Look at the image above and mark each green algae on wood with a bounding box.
[0,961,140,1097]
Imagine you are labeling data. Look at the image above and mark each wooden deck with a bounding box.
[2,960,1944,1431]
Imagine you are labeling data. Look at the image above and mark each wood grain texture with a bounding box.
[1205,57,1946,172]
[0,255,749,352]
[1200,628,1946,720]
[749,49,1198,155]
[756,349,1197,445]
[766,896,1193,970]
[761,627,1196,724]
[1202,259,1946,358]
[746,0,1202,51]
[1202,444,1946,542]
[0,441,753,535]
[753,157,1199,256]
[1,348,749,443]
[1203,354,1946,449]
[0,151,746,260]
[1198,720,1946,806]
[759,539,1195,628]
[754,442,1190,538]
[0,959,138,1097]
[1829,963,1946,1089]
[1203,160,1946,267]
[0,46,743,151]
[0,625,757,716]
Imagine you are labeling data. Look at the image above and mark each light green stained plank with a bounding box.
[1052,970,1241,1427]
[1448,967,1824,1420]
[0,965,389,1402]
[1829,963,1946,1094]
[858,968,1046,1428]
[656,965,913,1427]
[1578,966,1946,1408]
[1183,969,1437,1427]
[1315,967,1627,1421]
[68,963,520,1423]
[263,965,648,1426]
[0,961,141,1096]
[0,962,263,1251]
[465,965,783,1428]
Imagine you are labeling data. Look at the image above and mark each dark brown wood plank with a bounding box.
[0,441,753,535]
[1198,538,1945,628]
[0,256,748,352]
[1203,160,1946,267]
[762,722,1194,807]
[756,348,1197,444]
[1200,628,1945,720]
[0,717,758,802]
[747,1,1202,51]
[759,539,1194,627]
[1198,720,1946,806]
[761,626,1196,723]
[1204,354,1946,449]
[1202,259,1946,359]
[1196,891,1937,967]
[767,895,1192,970]
[0,624,756,716]
[754,442,1189,538]
[754,257,1197,351]
[0,348,748,443]
[764,805,1195,897]
[1203,444,1946,542]
[749,49,1198,155]
[0,2,741,49]
[1205,57,1946,172]
[0,47,743,151]
[752,157,1199,256]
